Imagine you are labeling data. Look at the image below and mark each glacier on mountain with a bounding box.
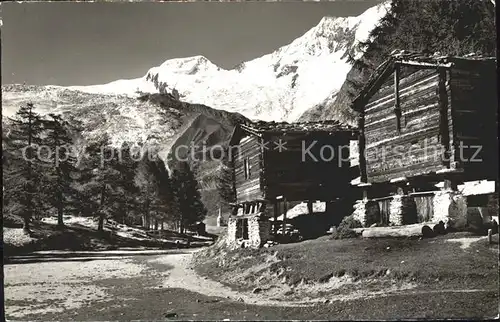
[68,2,390,123]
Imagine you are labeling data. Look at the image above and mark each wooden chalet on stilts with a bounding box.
[226,120,357,248]
[351,51,498,229]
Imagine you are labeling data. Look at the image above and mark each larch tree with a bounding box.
[4,103,45,233]
[40,114,80,228]
[79,134,122,231]
[170,161,207,233]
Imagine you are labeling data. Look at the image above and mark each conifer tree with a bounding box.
[345,0,496,100]
[149,159,181,231]
[216,148,236,205]
[4,103,45,232]
[79,135,121,231]
[134,152,159,230]
[171,161,207,233]
[40,114,79,227]
[112,142,140,225]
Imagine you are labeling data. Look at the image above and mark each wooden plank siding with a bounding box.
[448,63,498,180]
[413,194,434,222]
[363,66,448,183]
[378,198,391,225]
[233,135,264,203]
[231,122,357,205]
[262,132,353,201]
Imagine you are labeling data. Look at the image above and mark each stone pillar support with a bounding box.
[388,183,418,226]
[352,184,380,227]
[227,216,237,246]
[432,180,467,230]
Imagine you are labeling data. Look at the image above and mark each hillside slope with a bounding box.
[2,85,246,163]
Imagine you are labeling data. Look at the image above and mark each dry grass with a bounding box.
[195,232,499,298]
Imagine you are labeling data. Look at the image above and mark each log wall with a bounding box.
[363,65,449,183]
[233,135,264,203]
[262,132,352,201]
[448,62,498,180]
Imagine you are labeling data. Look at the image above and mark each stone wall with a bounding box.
[247,216,271,248]
[352,199,368,226]
[226,214,270,249]
[432,189,467,230]
[352,199,380,227]
[226,217,237,246]
[389,195,417,226]
[352,186,469,229]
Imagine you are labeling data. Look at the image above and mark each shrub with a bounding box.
[331,215,362,239]
[3,212,24,228]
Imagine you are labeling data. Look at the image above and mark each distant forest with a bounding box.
[3,104,207,233]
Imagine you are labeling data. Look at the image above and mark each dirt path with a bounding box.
[4,249,498,320]
[151,250,495,307]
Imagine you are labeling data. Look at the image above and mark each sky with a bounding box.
[1,1,382,86]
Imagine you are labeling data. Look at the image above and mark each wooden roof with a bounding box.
[351,50,497,112]
[229,120,356,145]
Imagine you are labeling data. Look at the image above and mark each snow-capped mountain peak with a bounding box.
[146,55,222,77]
[69,1,390,122]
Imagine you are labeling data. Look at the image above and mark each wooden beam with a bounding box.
[307,200,313,215]
[282,198,288,235]
[438,68,451,168]
[358,113,368,183]
[273,201,279,235]
[443,179,458,190]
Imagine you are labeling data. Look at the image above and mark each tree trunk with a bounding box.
[361,223,435,238]
[122,202,127,225]
[57,203,64,227]
[179,210,184,234]
[144,196,150,230]
[57,185,64,228]
[98,213,105,232]
[23,214,30,234]
[98,184,106,231]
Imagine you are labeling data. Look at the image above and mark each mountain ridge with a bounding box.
[67,2,390,124]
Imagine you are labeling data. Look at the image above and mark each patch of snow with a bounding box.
[271,201,326,221]
[3,228,35,247]
[446,236,488,250]
[351,176,361,185]
[458,180,496,196]
[41,216,98,229]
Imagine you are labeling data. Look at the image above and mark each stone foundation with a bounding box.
[226,213,270,249]
[352,199,380,227]
[248,216,271,248]
[389,195,417,226]
[226,216,238,246]
[432,189,467,230]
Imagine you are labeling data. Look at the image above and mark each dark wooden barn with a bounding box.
[351,51,498,228]
[226,120,357,248]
